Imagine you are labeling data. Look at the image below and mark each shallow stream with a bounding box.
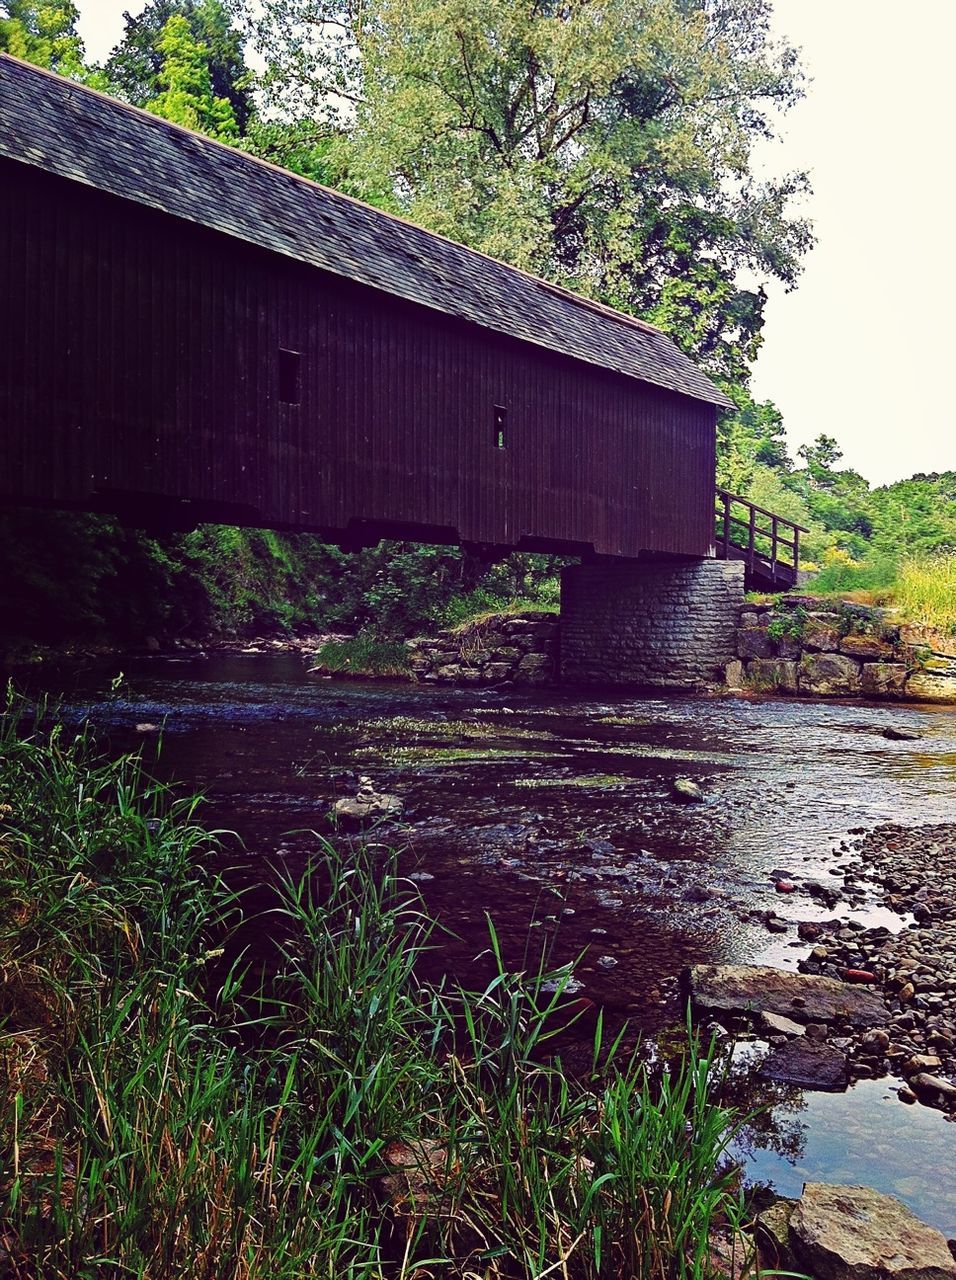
[31,652,956,1233]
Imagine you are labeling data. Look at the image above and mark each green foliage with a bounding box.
[310,633,411,676]
[0,0,86,75]
[890,554,956,634]
[805,552,898,597]
[0,511,565,649]
[868,473,956,558]
[0,697,750,1277]
[103,0,252,130]
[148,10,238,138]
[766,605,806,643]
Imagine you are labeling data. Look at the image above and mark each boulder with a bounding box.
[671,778,704,804]
[789,1183,956,1280]
[899,623,956,659]
[483,662,515,682]
[685,964,885,1027]
[775,635,803,659]
[841,634,896,660]
[761,1039,848,1091]
[725,659,745,690]
[747,658,799,693]
[861,663,908,698]
[761,1010,806,1038]
[883,726,922,741]
[803,616,842,652]
[756,1199,798,1272]
[799,653,862,696]
[909,1073,956,1108]
[435,664,463,681]
[905,672,956,703]
[738,628,775,660]
[515,653,553,684]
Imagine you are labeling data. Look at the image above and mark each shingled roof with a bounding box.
[0,53,733,410]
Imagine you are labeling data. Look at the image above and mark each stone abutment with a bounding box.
[559,558,745,689]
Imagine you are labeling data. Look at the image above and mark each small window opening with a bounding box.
[279,348,301,404]
[494,405,507,449]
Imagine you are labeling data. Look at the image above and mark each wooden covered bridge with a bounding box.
[0,53,802,597]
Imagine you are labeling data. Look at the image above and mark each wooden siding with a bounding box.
[0,160,717,559]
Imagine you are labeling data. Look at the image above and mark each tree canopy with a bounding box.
[0,0,86,76]
[104,0,252,130]
[248,0,813,386]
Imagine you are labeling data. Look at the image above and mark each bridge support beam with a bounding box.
[560,558,745,689]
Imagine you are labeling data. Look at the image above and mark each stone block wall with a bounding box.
[560,558,746,689]
[730,598,956,701]
[407,611,559,686]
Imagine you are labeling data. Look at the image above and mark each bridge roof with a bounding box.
[0,54,733,410]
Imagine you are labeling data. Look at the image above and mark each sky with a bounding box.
[75,0,956,487]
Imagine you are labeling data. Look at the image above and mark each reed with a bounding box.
[0,689,750,1279]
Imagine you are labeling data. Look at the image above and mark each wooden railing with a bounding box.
[715,487,810,586]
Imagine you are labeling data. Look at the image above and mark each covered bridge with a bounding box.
[0,52,749,566]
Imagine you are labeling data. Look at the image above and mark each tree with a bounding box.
[148,11,238,139]
[796,433,843,486]
[247,0,813,383]
[0,0,86,76]
[104,0,252,131]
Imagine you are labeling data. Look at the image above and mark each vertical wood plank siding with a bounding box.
[0,161,716,558]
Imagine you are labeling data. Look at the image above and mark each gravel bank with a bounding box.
[795,822,956,1111]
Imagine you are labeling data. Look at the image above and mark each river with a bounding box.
[30,650,956,1233]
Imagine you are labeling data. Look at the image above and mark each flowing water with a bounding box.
[29,651,956,1233]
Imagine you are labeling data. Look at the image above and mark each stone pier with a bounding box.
[560,558,745,689]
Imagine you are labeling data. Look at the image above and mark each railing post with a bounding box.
[771,515,778,580]
[793,526,801,578]
[747,504,755,573]
[722,491,730,560]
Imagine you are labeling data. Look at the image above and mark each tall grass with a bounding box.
[0,690,748,1278]
[805,551,956,633]
[805,552,898,596]
[892,554,956,633]
[310,632,411,677]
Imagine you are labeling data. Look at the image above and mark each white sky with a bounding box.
[76,0,956,487]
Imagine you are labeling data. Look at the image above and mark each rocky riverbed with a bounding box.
[794,822,956,1109]
[686,819,956,1116]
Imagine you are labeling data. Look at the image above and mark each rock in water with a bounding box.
[333,776,404,826]
[685,964,886,1027]
[789,1183,956,1280]
[883,726,922,741]
[761,1039,848,1091]
[671,778,704,804]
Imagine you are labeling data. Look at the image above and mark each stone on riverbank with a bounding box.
[788,1183,956,1280]
[799,652,862,696]
[407,612,558,686]
[905,671,956,702]
[686,964,886,1027]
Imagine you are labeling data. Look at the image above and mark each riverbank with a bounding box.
[0,695,753,1278]
[9,658,956,1234]
[799,822,956,1105]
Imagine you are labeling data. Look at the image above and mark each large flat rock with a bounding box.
[761,1039,849,1092]
[686,964,885,1028]
[790,1183,956,1280]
